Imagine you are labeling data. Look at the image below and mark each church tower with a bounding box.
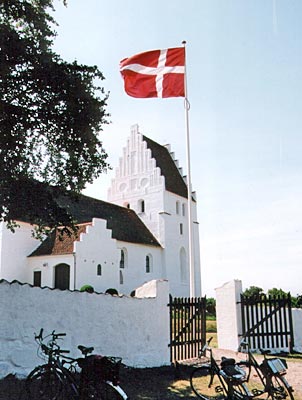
[108,125,201,296]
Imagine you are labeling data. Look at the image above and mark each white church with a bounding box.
[0,125,201,297]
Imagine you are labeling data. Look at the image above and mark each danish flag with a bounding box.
[120,47,185,98]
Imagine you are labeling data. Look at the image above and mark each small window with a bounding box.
[120,250,125,268]
[120,270,124,285]
[33,271,41,287]
[97,264,102,276]
[182,203,186,216]
[180,223,183,235]
[146,254,152,273]
[176,201,180,215]
[138,199,145,213]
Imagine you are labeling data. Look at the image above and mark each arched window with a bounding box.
[54,263,70,290]
[97,264,102,276]
[146,254,152,273]
[176,201,180,215]
[180,248,187,283]
[120,250,124,268]
[120,248,127,269]
[182,203,186,216]
[138,199,145,213]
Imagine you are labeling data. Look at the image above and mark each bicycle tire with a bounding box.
[190,366,226,400]
[269,375,295,400]
[25,364,79,400]
[80,380,128,399]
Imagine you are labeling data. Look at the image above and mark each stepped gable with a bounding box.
[29,223,91,257]
[29,196,160,257]
[143,135,188,199]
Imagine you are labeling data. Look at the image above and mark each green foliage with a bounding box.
[206,297,216,316]
[291,295,302,308]
[80,284,94,293]
[0,0,109,236]
[243,286,264,297]
[244,285,302,308]
[267,287,288,297]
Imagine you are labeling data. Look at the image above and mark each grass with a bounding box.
[206,317,218,347]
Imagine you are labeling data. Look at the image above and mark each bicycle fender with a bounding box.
[105,380,128,399]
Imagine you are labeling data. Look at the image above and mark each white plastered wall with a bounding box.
[27,218,164,296]
[215,279,243,351]
[27,254,74,288]
[73,218,163,295]
[0,279,170,378]
[107,126,202,297]
[162,191,201,297]
[0,222,41,283]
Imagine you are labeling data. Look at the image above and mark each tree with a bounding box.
[267,288,288,298]
[206,297,216,317]
[0,0,109,237]
[292,295,302,308]
[243,286,264,297]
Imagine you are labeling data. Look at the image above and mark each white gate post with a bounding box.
[215,280,243,351]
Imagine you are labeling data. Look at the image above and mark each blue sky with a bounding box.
[52,0,302,297]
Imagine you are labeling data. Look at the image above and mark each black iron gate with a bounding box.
[240,293,294,352]
[168,295,206,363]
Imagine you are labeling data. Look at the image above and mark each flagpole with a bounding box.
[182,41,195,298]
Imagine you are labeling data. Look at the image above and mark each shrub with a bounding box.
[105,288,118,296]
[80,285,94,293]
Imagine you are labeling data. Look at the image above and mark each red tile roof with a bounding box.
[29,223,91,256]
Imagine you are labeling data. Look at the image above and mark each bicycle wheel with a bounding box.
[190,366,226,400]
[269,375,295,400]
[81,381,127,400]
[25,364,78,400]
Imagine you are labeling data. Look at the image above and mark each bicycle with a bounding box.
[190,337,250,400]
[190,337,295,400]
[24,329,128,400]
[237,339,295,400]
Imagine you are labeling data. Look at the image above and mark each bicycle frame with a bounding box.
[238,339,294,399]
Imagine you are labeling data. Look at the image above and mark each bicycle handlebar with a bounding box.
[35,328,44,340]
[51,330,66,338]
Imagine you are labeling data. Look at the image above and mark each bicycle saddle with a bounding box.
[78,345,94,356]
[220,357,236,367]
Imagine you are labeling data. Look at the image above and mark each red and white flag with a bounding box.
[120,47,185,98]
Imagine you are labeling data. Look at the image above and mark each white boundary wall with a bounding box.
[216,280,302,353]
[216,280,243,351]
[0,279,170,378]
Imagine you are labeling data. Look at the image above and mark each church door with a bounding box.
[54,263,70,290]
